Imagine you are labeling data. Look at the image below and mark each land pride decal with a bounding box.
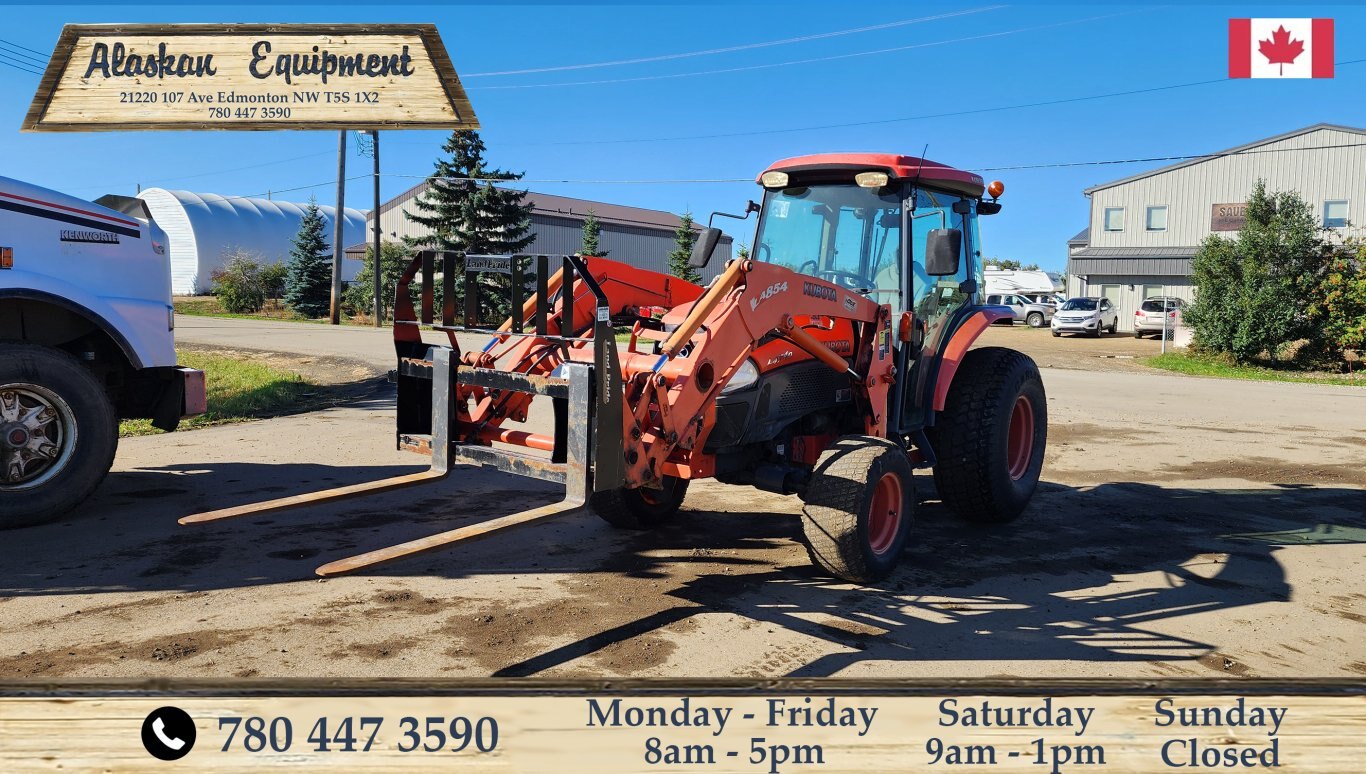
[23,24,478,131]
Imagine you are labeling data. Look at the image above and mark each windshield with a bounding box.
[1062,298,1098,311]
[754,184,902,303]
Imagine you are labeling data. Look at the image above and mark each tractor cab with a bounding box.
[751,153,997,318]
[746,153,1003,431]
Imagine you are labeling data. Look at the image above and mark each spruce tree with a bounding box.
[668,211,702,284]
[404,130,535,320]
[284,199,333,318]
[580,208,607,257]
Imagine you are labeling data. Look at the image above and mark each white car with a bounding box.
[1051,297,1118,337]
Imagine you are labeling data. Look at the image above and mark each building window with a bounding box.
[1145,205,1168,232]
[1324,200,1349,229]
[1103,207,1125,231]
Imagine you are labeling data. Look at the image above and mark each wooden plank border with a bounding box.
[1,678,1363,698]
[22,23,479,132]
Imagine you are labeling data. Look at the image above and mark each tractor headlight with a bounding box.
[760,171,789,188]
[720,359,759,395]
[855,171,890,188]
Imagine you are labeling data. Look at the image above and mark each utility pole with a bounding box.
[371,130,383,327]
[330,130,346,325]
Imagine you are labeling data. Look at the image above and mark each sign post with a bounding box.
[331,130,347,325]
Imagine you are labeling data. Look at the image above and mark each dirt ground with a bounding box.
[0,319,1363,680]
[974,322,1169,372]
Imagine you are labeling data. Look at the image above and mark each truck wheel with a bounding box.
[1026,312,1044,328]
[590,475,690,529]
[800,436,913,583]
[930,347,1046,524]
[0,343,118,528]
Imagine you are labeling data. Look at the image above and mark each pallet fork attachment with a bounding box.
[180,252,625,577]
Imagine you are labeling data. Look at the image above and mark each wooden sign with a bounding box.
[22,24,479,131]
[1210,202,1248,231]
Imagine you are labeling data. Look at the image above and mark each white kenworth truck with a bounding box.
[0,175,205,527]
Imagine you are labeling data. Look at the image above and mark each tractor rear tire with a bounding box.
[800,436,914,583]
[930,347,1046,524]
[590,476,690,529]
[0,343,118,529]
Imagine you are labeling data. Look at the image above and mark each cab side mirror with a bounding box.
[690,227,722,269]
[925,228,962,276]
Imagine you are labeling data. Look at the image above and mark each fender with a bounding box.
[931,305,1013,412]
[0,281,167,369]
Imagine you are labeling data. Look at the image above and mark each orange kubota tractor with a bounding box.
[184,153,1047,583]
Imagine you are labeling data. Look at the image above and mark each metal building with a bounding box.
[138,188,367,295]
[1066,123,1365,330]
[349,181,732,282]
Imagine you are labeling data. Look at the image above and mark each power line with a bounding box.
[0,41,47,67]
[472,10,1148,91]
[67,151,341,194]
[0,38,49,58]
[0,56,43,76]
[382,142,1366,186]
[464,7,1002,77]
[511,58,1366,147]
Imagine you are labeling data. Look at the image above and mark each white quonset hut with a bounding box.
[137,188,367,295]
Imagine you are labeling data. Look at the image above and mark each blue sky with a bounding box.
[1,3,1363,272]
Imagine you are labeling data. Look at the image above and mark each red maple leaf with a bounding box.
[1258,25,1304,76]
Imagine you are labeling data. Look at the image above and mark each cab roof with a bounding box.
[761,153,985,199]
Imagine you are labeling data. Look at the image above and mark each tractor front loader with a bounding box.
[183,153,1048,584]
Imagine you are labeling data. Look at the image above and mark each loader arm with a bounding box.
[615,259,895,488]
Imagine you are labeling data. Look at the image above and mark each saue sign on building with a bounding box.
[23,24,478,131]
[1210,203,1248,232]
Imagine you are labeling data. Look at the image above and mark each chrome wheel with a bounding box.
[0,384,78,490]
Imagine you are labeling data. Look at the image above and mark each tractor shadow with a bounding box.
[0,456,1362,677]
[491,479,1365,676]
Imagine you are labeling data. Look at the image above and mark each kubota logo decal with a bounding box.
[749,281,788,311]
[802,282,836,301]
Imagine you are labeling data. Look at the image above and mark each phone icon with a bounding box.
[141,706,196,760]
[153,717,186,751]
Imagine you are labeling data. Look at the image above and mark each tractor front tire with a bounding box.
[801,436,914,583]
[931,347,1046,524]
[590,476,690,529]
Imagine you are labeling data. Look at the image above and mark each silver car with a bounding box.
[985,293,1056,328]
[1134,297,1184,338]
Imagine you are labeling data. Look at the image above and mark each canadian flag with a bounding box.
[1229,18,1334,78]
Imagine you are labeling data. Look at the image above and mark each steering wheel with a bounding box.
[795,259,819,276]
[818,269,873,291]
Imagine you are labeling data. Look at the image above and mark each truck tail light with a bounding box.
[0,247,12,269]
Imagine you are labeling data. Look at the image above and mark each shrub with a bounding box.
[259,261,288,300]
[344,241,413,319]
[210,250,268,313]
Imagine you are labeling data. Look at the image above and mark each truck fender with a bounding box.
[0,278,164,369]
[931,306,1013,411]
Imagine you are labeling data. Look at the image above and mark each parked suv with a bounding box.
[1134,297,1184,338]
[1051,297,1118,337]
[985,293,1056,328]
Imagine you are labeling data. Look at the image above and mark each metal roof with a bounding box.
[1069,246,1198,259]
[375,180,700,233]
[1067,227,1089,246]
[1082,123,1366,195]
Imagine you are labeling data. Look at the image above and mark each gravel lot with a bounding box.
[0,317,1362,680]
